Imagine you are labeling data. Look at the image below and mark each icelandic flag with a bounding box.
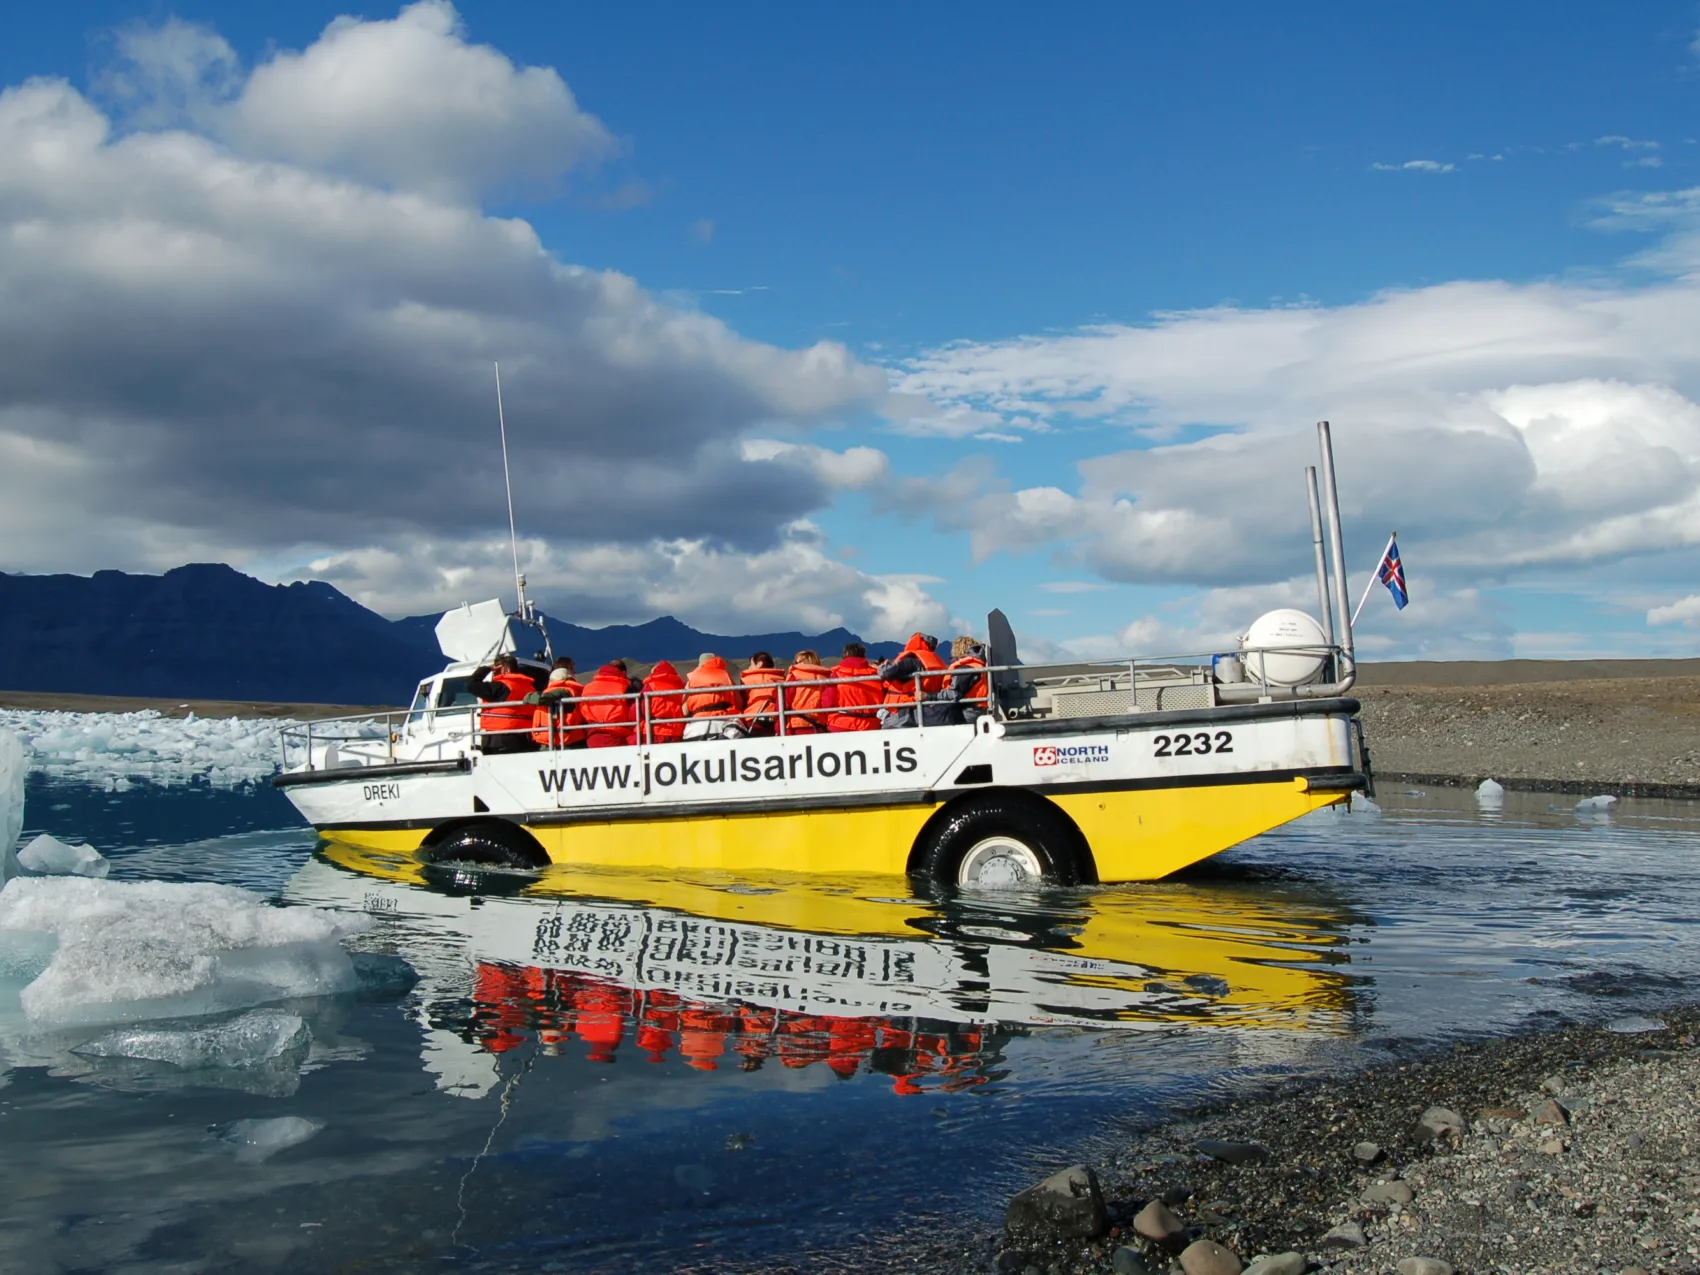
[1377,539,1409,609]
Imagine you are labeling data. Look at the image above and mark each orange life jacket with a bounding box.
[948,655,988,707]
[826,657,881,732]
[480,669,536,736]
[739,666,786,728]
[530,678,583,745]
[883,634,948,705]
[578,664,636,747]
[642,661,687,742]
[684,658,743,717]
[783,661,832,732]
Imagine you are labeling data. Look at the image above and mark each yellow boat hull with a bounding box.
[318,774,1347,882]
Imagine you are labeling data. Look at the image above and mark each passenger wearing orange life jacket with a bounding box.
[577,660,639,749]
[823,642,881,732]
[530,659,584,748]
[782,649,832,734]
[739,651,786,737]
[467,653,540,754]
[683,653,746,740]
[642,660,687,743]
[937,636,991,726]
[878,633,948,729]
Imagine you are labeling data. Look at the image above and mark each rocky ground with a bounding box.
[1356,677,1700,792]
[743,1008,1700,1275]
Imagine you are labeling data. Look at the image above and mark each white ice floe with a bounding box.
[0,877,371,1025]
[74,1009,310,1070]
[1476,778,1506,807]
[1606,1014,1665,1034]
[16,833,110,878]
[0,731,23,879]
[0,708,378,788]
[1576,794,1619,812]
[219,1115,324,1163]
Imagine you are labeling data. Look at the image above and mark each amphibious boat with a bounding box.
[275,423,1372,887]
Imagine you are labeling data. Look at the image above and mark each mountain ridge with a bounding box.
[0,565,900,705]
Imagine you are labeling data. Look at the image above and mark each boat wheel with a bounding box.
[913,793,1082,888]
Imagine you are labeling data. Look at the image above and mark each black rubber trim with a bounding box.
[310,765,1367,833]
[272,757,470,789]
[1000,696,1361,739]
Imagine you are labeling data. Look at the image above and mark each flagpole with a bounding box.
[1350,533,1397,628]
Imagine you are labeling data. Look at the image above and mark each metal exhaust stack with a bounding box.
[1316,421,1355,689]
[1305,465,1335,645]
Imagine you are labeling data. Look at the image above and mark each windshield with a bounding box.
[437,676,479,708]
[406,681,433,726]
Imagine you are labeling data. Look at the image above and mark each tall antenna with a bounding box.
[494,361,527,617]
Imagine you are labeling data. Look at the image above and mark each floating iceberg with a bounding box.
[16,833,110,879]
[1576,794,1618,812]
[0,708,379,788]
[0,730,22,879]
[219,1115,324,1163]
[1475,778,1505,807]
[73,1009,310,1070]
[0,877,371,1025]
[1606,1014,1664,1034]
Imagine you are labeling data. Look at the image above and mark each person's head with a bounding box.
[921,634,939,651]
[748,651,773,669]
[552,656,576,673]
[793,649,819,666]
[698,652,718,668]
[951,636,982,661]
[492,653,518,672]
[842,642,865,660]
[547,667,573,687]
[608,658,627,673]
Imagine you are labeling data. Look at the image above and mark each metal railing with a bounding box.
[277,641,1352,772]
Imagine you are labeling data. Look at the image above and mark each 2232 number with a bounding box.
[1152,731,1233,757]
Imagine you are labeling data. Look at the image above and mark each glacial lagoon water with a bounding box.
[3,762,1700,1274]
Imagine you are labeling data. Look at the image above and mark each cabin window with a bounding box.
[436,676,479,708]
[406,682,433,725]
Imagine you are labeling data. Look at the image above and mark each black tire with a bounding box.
[420,825,547,871]
[912,793,1081,888]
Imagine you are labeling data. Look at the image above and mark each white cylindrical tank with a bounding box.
[1241,609,1329,687]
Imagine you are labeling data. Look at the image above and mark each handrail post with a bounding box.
[777,682,786,737]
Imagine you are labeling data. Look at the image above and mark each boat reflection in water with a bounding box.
[285,842,1360,1099]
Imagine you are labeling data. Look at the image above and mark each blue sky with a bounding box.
[4,2,1700,658]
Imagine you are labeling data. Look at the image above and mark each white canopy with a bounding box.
[434,600,515,664]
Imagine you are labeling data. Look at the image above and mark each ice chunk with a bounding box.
[0,708,383,788]
[0,877,371,1025]
[16,833,110,879]
[1576,794,1618,811]
[1349,794,1381,816]
[74,1010,310,1070]
[1606,1014,1664,1034]
[0,730,23,880]
[1475,778,1505,806]
[219,1115,324,1163]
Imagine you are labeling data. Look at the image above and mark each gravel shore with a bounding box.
[1357,677,1700,795]
[783,1009,1700,1275]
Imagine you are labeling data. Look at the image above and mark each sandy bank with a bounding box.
[1357,676,1700,795]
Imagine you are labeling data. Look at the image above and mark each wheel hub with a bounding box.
[956,835,1043,887]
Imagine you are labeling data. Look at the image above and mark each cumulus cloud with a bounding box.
[886,200,1700,652]
[0,11,898,629]
[102,2,617,200]
[1648,595,1700,627]
[292,521,949,640]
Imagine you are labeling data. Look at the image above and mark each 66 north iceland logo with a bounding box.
[1033,744,1110,767]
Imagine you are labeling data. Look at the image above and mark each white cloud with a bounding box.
[1648,594,1700,627]
[739,440,890,490]
[152,1,616,201]
[1371,159,1455,173]
[0,11,909,635]
[889,197,1700,655]
[290,521,948,639]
